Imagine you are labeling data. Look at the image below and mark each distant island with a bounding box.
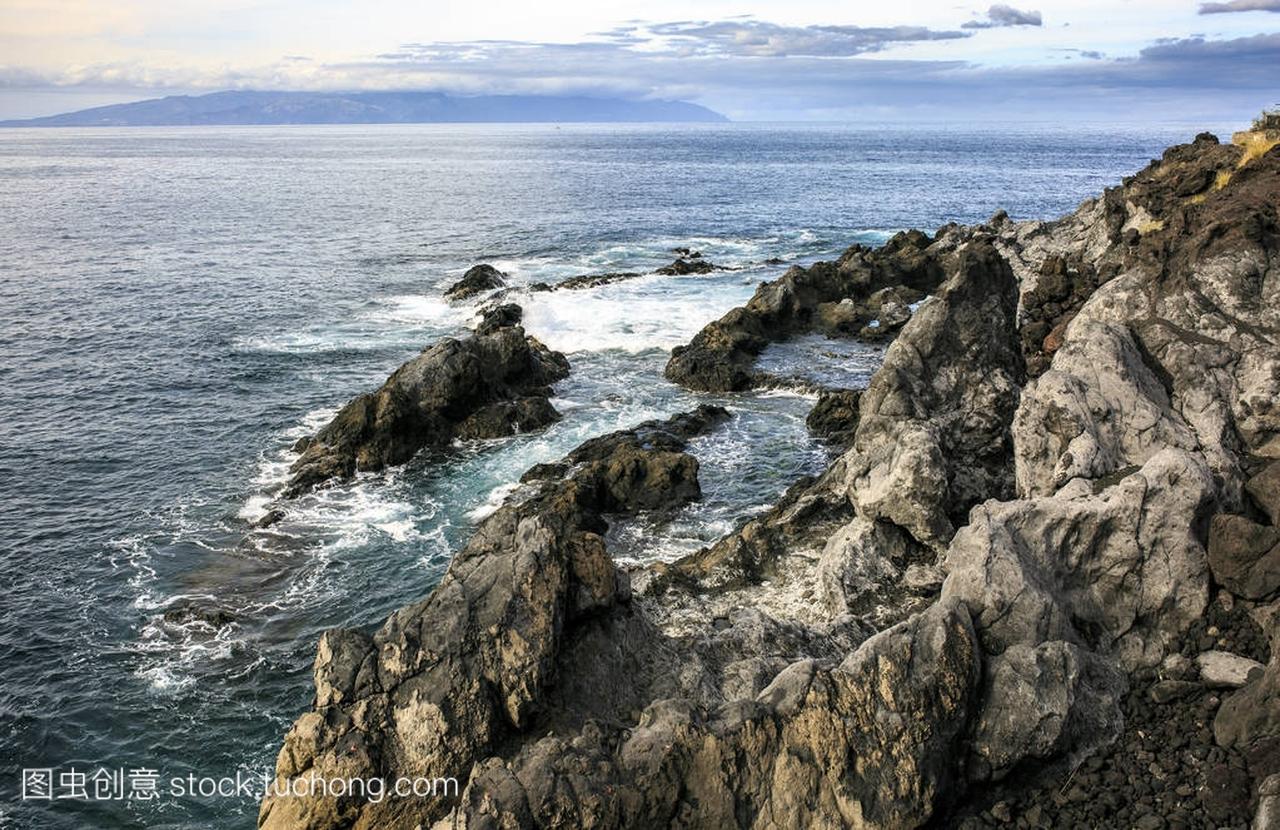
[0,90,728,127]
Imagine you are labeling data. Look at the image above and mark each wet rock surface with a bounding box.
[805,388,861,445]
[283,311,569,496]
[444,263,507,300]
[263,134,1280,828]
[664,230,945,392]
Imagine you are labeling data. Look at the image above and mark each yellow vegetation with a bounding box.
[1236,133,1280,168]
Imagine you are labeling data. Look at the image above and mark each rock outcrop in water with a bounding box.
[264,131,1280,828]
[283,311,569,496]
[664,230,944,391]
[445,263,507,300]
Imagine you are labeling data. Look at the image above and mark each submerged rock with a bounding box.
[284,315,569,496]
[551,271,641,290]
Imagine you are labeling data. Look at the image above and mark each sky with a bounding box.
[1,0,1278,121]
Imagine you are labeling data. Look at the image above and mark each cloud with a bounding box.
[1198,0,1280,13]
[962,4,1043,28]
[2,18,1277,123]
[640,20,970,57]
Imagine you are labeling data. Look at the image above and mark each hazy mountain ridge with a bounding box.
[0,90,728,126]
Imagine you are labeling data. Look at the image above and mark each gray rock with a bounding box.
[1196,650,1264,688]
[969,641,1125,781]
[840,241,1024,551]
[944,450,1214,671]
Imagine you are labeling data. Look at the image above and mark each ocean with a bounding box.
[0,121,1216,827]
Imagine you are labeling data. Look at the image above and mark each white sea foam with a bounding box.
[466,482,522,522]
[370,294,468,326]
[518,274,751,354]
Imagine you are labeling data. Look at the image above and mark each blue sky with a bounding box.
[1,0,1278,121]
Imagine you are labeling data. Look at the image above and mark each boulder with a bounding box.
[284,325,569,496]
[1208,514,1280,600]
[445,263,507,300]
[1197,650,1264,688]
[1249,460,1280,525]
[944,450,1214,672]
[475,301,522,334]
[968,641,1125,781]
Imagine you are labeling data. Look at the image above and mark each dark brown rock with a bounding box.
[665,230,944,392]
[806,389,861,445]
[445,263,507,300]
[475,301,522,334]
[1248,460,1280,526]
[284,326,570,496]
[1208,513,1280,599]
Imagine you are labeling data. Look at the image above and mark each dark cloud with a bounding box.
[962,4,1043,29]
[1198,0,1280,14]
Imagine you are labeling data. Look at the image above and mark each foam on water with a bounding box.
[518,273,755,354]
[0,122,1202,829]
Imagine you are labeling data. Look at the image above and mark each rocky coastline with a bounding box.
[259,129,1280,829]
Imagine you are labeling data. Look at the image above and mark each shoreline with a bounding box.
[258,130,1280,828]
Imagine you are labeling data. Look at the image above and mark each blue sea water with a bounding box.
[0,122,1216,827]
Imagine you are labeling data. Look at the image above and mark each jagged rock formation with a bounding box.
[262,133,1280,829]
[664,230,944,392]
[284,314,569,497]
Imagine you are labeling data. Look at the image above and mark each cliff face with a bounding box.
[259,133,1280,829]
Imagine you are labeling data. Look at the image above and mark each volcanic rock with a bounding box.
[805,388,861,445]
[444,263,507,300]
[665,230,945,392]
[1208,513,1280,600]
[284,322,569,496]
[263,131,1280,829]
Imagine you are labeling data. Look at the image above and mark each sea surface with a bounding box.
[0,121,1218,827]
